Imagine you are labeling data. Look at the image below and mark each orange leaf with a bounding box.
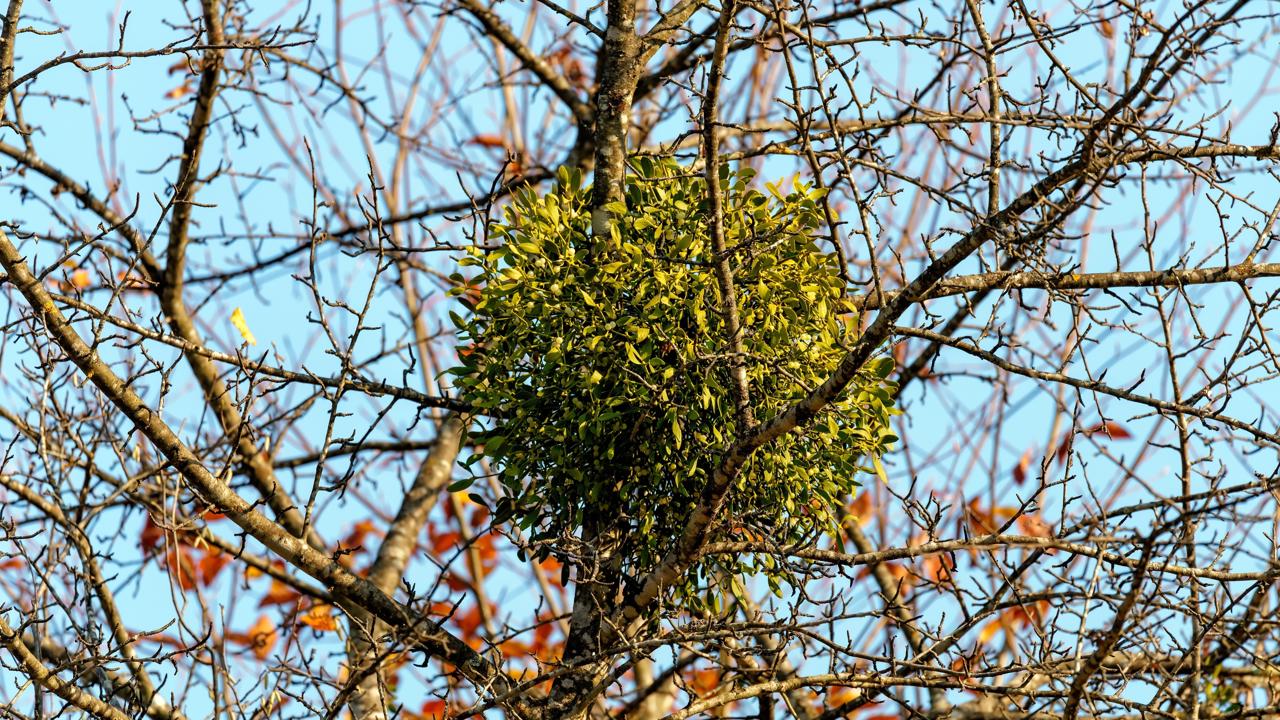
[453,606,485,641]
[546,45,589,88]
[529,617,555,655]
[415,700,448,720]
[336,519,379,569]
[883,561,911,584]
[246,615,278,660]
[977,601,1048,650]
[163,547,198,590]
[140,516,164,555]
[688,668,721,696]
[70,269,92,289]
[1058,422,1132,465]
[499,638,530,656]
[827,686,859,706]
[474,533,499,574]
[1054,434,1074,465]
[1017,514,1054,539]
[468,134,506,149]
[197,549,232,586]
[1012,447,1033,485]
[1085,421,1132,440]
[846,492,874,526]
[298,603,340,632]
[167,58,204,75]
[469,505,491,529]
[923,552,956,585]
[115,271,151,292]
[964,499,998,535]
[992,507,1020,522]
[430,530,461,554]
[892,341,908,365]
[976,619,1002,646]
[857,561,913,593]
[245,559,284,582]
[538,555,563,583]
[340,519,378,550]
[428,602,457,616]
[258,579,302,608]
[165,81,193,99]
[457,282,485,310]
[1006,600,1050,628]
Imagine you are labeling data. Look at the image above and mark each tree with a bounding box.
[0,0,1278,718]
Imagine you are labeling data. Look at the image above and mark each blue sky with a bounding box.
[3,0,1280,715]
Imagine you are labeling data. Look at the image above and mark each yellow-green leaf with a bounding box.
[871,455,889,484]
[230,307,257,346]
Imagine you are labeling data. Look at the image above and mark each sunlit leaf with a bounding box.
[246,615,278,660]
[259,579,302,608]
[469,134,506,149]
[1012,447,1034,485]
[230,307,258,346]
[298,603,340,632]
[197,549,232,586]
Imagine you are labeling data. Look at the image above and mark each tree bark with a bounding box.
[345,416,464,720]
[588,0,641,240]
[544,0,648,715]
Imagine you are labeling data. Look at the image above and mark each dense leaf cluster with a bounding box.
[450,159,897,594]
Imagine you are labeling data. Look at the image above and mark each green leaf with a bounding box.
[868,356,895,379]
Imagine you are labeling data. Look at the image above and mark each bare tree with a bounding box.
[1,1,1279,719]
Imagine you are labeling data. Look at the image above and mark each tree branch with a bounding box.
[0,228,532,717]
[345,415,465,720]
[854,262,1280,310]
[0,613,133,720]
[454,0,592,123]
[158,1,325,552]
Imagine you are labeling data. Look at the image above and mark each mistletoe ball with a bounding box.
[449,159,898,596]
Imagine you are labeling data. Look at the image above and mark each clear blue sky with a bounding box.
[3,0,1280,715]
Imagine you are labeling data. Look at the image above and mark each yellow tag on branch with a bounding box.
[230,307,258,346]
